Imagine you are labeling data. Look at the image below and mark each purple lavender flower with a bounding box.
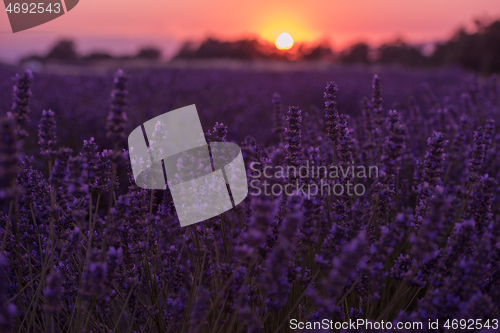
[272,92,285,136]
[310,232,367,316]
[467,127,486,183]
[236,196,275,261]
[10,70,33,139]
[368,211,410,298]
[0,117,20,201]
[106,69,129,150]
[391,254,415,280]
[431,219,476,289]
[164,292,186,332]
[315,223,346,269]
[68,155,88,197]
[382,110,406,186]
[189,286,210,332]
[301,198,321,246]
[38,110,57,157]
[361,97,375,163]
[371,74,384,127]
[0,255,15,331]
[471,174,497,234]
[422,132,448,189]
[448,115,470,165]
[284,106,303,183]
[324,82,340,143]
[160,245,182,293]
[49,147,73,188]
[483,119,495,152]
[261,196,303,312]
[80,253,109,305]
[16,156,50,219]
[412,187,449,264]
[43,269,63,313]
[335,114,355,168]
[207,122,228,142]
[414,132,449,229]
[81,138,112,192]
[244,136,269,183]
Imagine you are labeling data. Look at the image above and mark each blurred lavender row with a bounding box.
[0,64,499,332]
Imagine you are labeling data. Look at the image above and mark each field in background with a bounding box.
[1,62,499,332]
[0,62,466,160]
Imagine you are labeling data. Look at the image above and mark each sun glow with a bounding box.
[275,32,294,50]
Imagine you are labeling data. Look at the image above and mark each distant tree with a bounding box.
[175,42,197,59]
[46,40,78,61]
[193,38,261,60]
[377,39,427,66]
[171,21,500,72]
[136,47,162,60]
[339,43,370,64]
[301,42,334,61]
[174,38,289,60]
[20,55,44,64]
[82,52,114,61]
[431,20,500,73]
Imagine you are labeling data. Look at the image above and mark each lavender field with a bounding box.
[0,63,499,332]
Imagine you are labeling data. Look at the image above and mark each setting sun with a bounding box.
[275,32,294,50]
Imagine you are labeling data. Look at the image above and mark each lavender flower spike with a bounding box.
[272,92,285,136]
[38,110,57,157]
[10,69,33,139]
[0,117,20,201]
[324,82,340,143]
[106,69,129,149]
[285,106,303,183]
[371,74,383,127]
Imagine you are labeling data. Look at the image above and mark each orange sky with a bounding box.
[1,0,500,62]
